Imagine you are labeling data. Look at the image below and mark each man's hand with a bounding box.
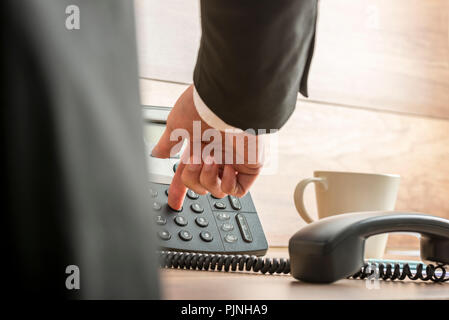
[152,85,263,210]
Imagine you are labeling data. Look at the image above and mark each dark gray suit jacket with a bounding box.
[2,0,160,299]
[194,0,318,131]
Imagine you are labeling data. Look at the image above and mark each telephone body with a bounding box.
[144,105,449,283]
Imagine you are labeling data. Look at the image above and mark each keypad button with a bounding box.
[158,230,171,241]
[236,213,253,243]
[173,161,179,172]
[155,215,167,225]
[152,201,162,211]
[214,201,227,210]
[165,188,169,196]
[168,204,183,212]
[221,223,234,231]
[195,217,209,227]
[174,215,188,226]
[216,212,230,221]
[228,195,242,210]
[210,194,223,199]
[200,231,213,242]
[179,230,193,241]
[149,188,158,198]
[224,234,238,243]
[187,190,199,200]
[190,203,204,213]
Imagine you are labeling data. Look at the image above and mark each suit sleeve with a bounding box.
[193,0,318,132]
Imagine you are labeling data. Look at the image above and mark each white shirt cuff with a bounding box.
[193,86,242,133]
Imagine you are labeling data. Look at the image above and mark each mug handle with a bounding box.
[294,177,328,224]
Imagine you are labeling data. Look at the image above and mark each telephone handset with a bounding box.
[288,211,449,282]
[144,105,448,283]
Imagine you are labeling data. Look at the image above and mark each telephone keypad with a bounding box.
[150,181,268,256]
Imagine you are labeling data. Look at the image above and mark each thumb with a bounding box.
[151,125,185,158]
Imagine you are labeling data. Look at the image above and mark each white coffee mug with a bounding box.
[294,171,401,259]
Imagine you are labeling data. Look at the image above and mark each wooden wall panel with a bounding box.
[135,0,449,119]
[134,0,200,83]
[308,0,449,119]
[140,79,449,249]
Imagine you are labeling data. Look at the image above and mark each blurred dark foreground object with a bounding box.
[0,0,160,299]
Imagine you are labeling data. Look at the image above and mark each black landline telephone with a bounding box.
[144,105,449,283]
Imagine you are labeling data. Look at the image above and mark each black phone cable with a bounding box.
[158,251,449,282]
[350,262,449,282]
[159,251,290,274]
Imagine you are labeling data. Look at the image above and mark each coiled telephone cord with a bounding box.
[158,251,449,283]
[351,262,449,282]
[159,251,290,274]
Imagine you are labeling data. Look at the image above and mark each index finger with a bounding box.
[221,164,261,198]
[167,160,187,211]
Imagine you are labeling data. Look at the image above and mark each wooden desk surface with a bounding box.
[160,248,449,300]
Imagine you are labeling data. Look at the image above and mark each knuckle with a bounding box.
[185,163,202,172]
[181,178,207,195]
[185,183,206,195]
[221,183,233,194]
[181,177,200,193]
[234,188,247,198]
[211,193,224,199]
[246,164,263,175]
[199,172,211,188]
[195,188,208,195]
[181,173,191,186]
